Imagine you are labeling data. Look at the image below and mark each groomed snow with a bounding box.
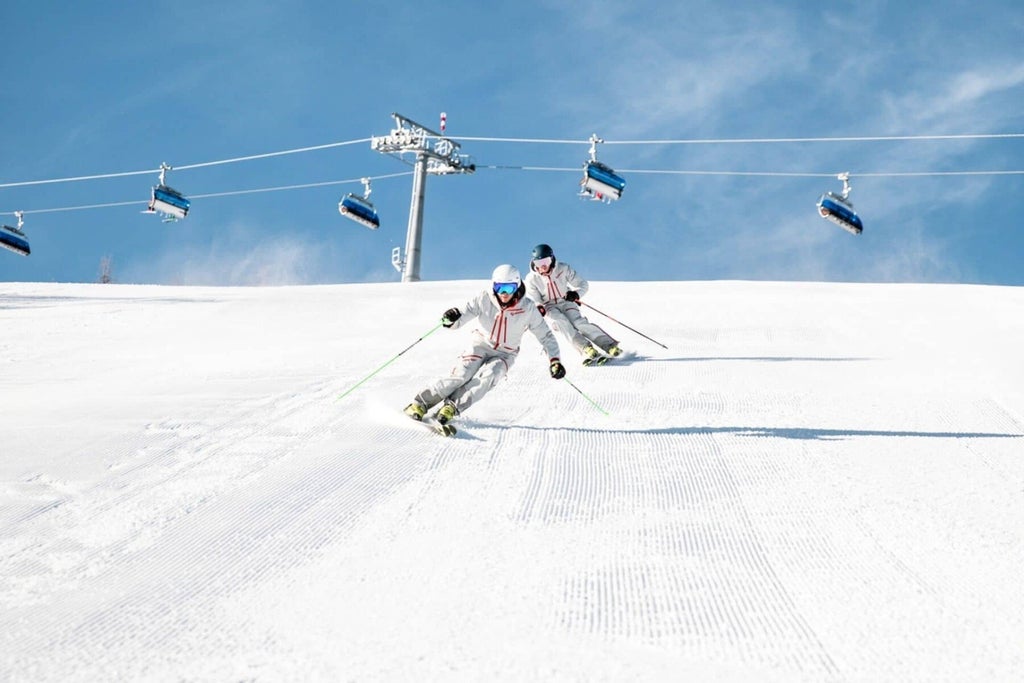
[2,279,1023,681]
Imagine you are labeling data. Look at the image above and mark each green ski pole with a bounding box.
[336,323,443,401]
[565,378,610,416]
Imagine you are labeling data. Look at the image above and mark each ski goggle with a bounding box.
[493,281,519,296]
[532,256,553,270]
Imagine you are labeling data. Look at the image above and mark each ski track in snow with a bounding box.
[2,281,1023,681]
[3,382,437,678]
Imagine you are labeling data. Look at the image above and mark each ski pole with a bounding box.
[581,302,668,349]
[336,323,443,401]
[565,378,610,416]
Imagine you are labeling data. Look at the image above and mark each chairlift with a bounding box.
[0,211,31,256]
[579,134,625,202]
[581,161,626,202]
[817,173,863,235]
[338,178,380,230]
[145,163,190,222]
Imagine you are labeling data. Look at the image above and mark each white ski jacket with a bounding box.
[524,262,589,307]
[449,290,561,360]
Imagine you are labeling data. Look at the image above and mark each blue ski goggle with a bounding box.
[493,282,519,296]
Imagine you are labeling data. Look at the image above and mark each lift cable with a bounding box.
[479,165,1024,177]
[6,165,1021,218]
[4,132,1021,190]
[459,132,1024,145]
[0,138,374,189]
[3,130,1023,216]
[173,138,373,171]
[4,171,411,216]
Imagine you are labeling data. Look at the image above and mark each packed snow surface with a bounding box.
[2,279,1023,681]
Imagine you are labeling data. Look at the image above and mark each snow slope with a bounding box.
[2,279,1023,681]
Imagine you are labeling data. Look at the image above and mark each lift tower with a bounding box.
[372,113,475,282]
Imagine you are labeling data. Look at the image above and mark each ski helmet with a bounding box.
[530,243,556,271]
[491,264,523,306]
[491,264,521,286]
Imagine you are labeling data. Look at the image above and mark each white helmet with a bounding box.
[491,264,522,306]
[491,264,521,285]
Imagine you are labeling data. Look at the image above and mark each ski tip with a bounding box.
[434,423,458,437]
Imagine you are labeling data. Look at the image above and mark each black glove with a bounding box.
[549,360,566,379]
[441,307,461,327]
[537,305,546,317]
[564,290,580,303]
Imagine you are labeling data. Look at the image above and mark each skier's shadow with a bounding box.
[499,424,1022,442]
[645,355,873,363]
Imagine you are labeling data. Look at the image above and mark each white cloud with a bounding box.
[878,62,1024,134]
[538,4,811,138]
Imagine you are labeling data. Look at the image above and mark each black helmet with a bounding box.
[530,243,556,271]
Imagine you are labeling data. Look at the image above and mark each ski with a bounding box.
[403,411,458,437]
[583,349,634,367]
[425,418,458,437]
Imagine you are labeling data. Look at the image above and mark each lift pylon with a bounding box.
[372,113,475,282]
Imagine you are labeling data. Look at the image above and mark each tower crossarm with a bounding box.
[372,113,475,175]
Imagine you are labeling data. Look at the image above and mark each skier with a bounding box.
[524,243,622,365]
[403,264,566,434]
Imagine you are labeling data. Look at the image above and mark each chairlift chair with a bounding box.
[580,160,626,202]
[149,185,191,221]
[338,195,380,230]
[0,212,30,256]
[578,134,625,202]
[338,178,380,230]
[817,173,863,235]
[145,163,190,222]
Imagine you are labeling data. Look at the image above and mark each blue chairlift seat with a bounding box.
[817,193,863,235]
[580,161,626,201]
[338,193,380,230]
[149,185,190,220]
[0,223,30,256]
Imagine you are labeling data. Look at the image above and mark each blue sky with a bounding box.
[2,0,1023,286]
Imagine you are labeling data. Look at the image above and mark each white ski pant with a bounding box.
[415,343,516,415]
[544,303,617,355]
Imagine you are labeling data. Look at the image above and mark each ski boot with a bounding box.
[581,344,601,366]
[593,344,623,364]
[433,401,458,436]
[404,401,426,421]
